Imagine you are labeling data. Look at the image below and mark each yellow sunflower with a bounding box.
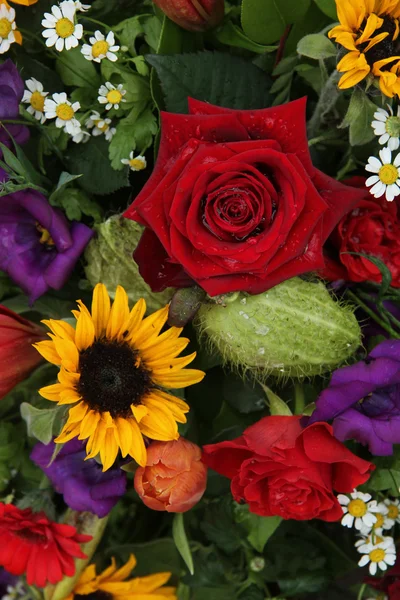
[329,0,400,95]
[34,284,204,470]
[65,554,176,600]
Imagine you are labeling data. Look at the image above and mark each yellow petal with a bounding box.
[140,397,178,441]
[76,564,97,589]
[131,305,169,348]
[42,319,76,341]
[122,572,172,593]
[39,383,63,402]
[91,283,111,338]
[113,417,133,457]
[58,368,80,387]
[130,404,148,423]
[59,388,82,405]
[108,554,137,583]
[152,367,205,389]
[106,285,130,340]
[357,13,383,44]
[100,428,119,471]
[85,417,107,458]
[79,410,101,440]
[148,351,197,372]
[140,337,190,364]
[148,390,189,424]
[97,558,118,583]
[53,337,80,372]
[122,298,146,340]
[67,401,88,423]
[33,340,61,365]
[363,31,389,52]
[128,419,147,466]
[55,420,81,444]
[75,309,96,352]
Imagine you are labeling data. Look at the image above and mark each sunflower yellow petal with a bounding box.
[75,308,96,352]
[148,390,189,424]
[106,285,130,340]
[131,305,169,348]
[357,13,383,44]
[140,337,190,363]
[33,340,61,365]
[130,404,148,423]
[97,558,118,583]
[39,383,63,402]
[152,367,205,389]
[80,410,101,440]
[147,351,197,371]
[128,419,147,466]
[113,417,133,457]
[67,401,88,423]
[52,337,80,372]
[108,554,137,583]
[123,572,172,593]
[140,398,179,441]
[122,298,146,339]
[91,283,111,338]
[85,417,107,458]
[41,319,76,341]
[55,420,81,444]
[58,368,80,387]
[58,389,82,405]
[100,428,119,471]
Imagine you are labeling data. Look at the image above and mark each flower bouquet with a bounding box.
[2,0,400,598]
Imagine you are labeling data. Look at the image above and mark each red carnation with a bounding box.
[125,98,365,297]
[202,416,374,521]
[0,503,92,588]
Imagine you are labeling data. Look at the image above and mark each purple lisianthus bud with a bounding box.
[31,439,127,518]
[307,339,400,455]
[0,60,29,153]
[0,190,94,304]
[0,569,18,598]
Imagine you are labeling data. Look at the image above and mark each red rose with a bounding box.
[321,177,400,286]
[202,416,374,521]
[124,98,365,296]
[366,555,400,599]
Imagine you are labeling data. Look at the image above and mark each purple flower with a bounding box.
[0,190,93,303]
[31,439,127,518]
[0,569,18,598]
[308,340,400,456]
[0,60,29,153]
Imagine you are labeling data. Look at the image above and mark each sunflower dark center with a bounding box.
[76,592,113,600]
[77,339,152,418]
[360,16,399,67]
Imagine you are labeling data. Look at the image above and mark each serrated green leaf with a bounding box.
[297,33,336,59]
[56,47,100,88]
[173,513,194,575]
[314,0,337,19]
[143,14,163,51]
[147,51,273,113]
[49,171,83,205]
[66,136,129,195]
[20,403,66,444]
[241,0,286,44]
[340,88,376,146]
[113,15,144,55]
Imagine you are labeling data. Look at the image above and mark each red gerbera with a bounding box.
[0,503,92,588]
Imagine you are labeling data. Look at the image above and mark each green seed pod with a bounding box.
[195,277,361,378]
[84,215,173,313]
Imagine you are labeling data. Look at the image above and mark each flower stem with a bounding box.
[307,70,341,138]
[294,382,305,415]
[357,583,367,600]
[80,16,111,30]
[346,289,400,339]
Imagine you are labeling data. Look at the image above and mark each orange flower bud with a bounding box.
[134,437,207,512]
[0,305,45,399]
[152,0,224,32]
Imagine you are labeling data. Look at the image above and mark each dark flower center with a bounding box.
[358,385,398,417]
[76,592,113,600]
[77,339,152,418]
[36,222,55,248]
[16,528,47,544]
[360,16,400,67]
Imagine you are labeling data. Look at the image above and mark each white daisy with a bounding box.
[97,82,126,110]
[22,78,48,124]
[338,491,379,531]
[3,581,25,600]
[365,147,400,201]
[72,129,90,143]
[121,152,146,171]
[0,4,16,54]
[357,536,396,575]
[81,30,119,63]
[86,111,116,141]
[44,93,81,135]
[74,0,91,11]
[41,0,83,52]
[372,106,400,151]
[382,498,400,529]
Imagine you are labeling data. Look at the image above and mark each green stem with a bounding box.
[307,70,341,138]
[294,382,305,415]
[346,289,400,339]
[80,16,111,30]
[357,583,367,600]
[1,119,37,127]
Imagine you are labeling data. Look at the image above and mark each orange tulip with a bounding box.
[152,0,224,32]
[134,437,207,512]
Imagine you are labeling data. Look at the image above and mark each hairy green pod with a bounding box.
[84,215,173,313]
[195,278,361,378]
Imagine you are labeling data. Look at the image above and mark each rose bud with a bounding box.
[0,306,45,399]
[195,277,361,378]
[152,0,224,32]
[134,438,207,512]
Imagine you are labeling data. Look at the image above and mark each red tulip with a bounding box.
[152,0,224,32]
[0,306,45,399]
[134,437,207,512]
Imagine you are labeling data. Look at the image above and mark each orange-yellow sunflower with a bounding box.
[65,554,176,600]
[34,283,205,471]
[329,0,400,96]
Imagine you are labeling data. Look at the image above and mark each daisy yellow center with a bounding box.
[386,115,400,137]
[369,548,386,563]
[129,158,145,170]
[374,513,384,528]
[348,499,367,517]
[55,17,75,38]
[388,504,399,519]
[94,119,109,132]
[30,91,45,112]
[56,103,74,121]
[379,163,399,185]
[36,223,55,246]
[92,40,109,58]
[0,18,12,37]
[106,89,122,104]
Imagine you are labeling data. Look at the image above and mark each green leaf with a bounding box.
[0,143,26,176]
[314,0,337,19]
[214,21,278,54]
[50,187,103,223]
[147,51,273,113]
[201,498,245,553]
[279,0,312,23]
[241,0,286,44]
[235,504,282,552]
[340,88,376,146]
[272,55,298,76]
[108,104,157,170]
[223,373,266,414]
[297,33,337,59]
[106,539,181,576]
[260,383,293,416]
[113,15,144,55]
[369,468,400,496]
[20,403,66,445]
[66,136,129,195]
[56,47,100,88]
[49,171,83,204]
[173,513,194,575]
[16,54,63,93]
[344,252,392,298]
[143,14,163,51]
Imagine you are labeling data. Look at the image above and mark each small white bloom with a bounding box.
[121,152,146,171]
[81,30,119,63]
[22,78,48,124]
[0,4,16,54]
[382,498,400,528]
[372,105,400,151]
[338,491,379,531]
[365,147,400,202]
[357,536,396,575]
[97,82,126,110]
[44,92,81,135]
[41,1,83,52]
[86,110,115,141]
[72,129,90,143]
[74,0,91,11]
[3,581,25,600]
